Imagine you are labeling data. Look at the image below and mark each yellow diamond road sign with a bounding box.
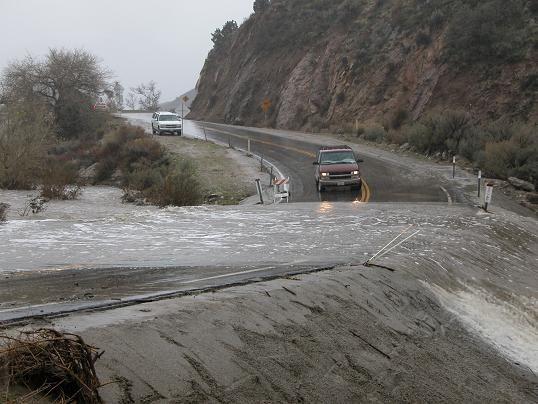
[262,98,272,113]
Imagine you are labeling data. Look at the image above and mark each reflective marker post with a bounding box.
[248,138,251,154]
[452,156,456,179]
[484,182,494,212]
[477,170,482,198]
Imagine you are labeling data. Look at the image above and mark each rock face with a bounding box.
[78,163,98,183]
[189,0,537,131]
[508,177,536,192]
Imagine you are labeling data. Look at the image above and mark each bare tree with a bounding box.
[113,81,124,110]
[125,92,137,110]
[131,81,161,112]
[1,48,110,138]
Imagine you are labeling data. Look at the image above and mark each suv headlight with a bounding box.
[321,172,329,177]
[352,171,359,175]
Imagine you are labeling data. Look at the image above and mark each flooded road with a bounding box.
[1,186,537,373]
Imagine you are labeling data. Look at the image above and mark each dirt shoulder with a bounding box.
[10,265,536,403]
[156,135,261,205]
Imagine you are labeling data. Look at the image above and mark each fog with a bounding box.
[0,0,254,101]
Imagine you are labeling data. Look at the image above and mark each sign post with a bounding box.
[181,95,189,132]
[484,182,494,212]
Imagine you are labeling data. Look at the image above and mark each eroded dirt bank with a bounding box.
[15,266,537,403]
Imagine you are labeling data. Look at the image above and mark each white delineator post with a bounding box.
[477,170,482,197]
[452,156,456,179]
[484,182,494,212]
[248,138,251,154]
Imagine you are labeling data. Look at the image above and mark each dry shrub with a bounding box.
[0,203,8,223]
[482,128,538,186]
[0,102,54,190]
[385,128,408,145]
[0,329,103,403]
[157,160,202,207]
[40,159,81,200]
[18,196,47,217]
[95,125,165,182]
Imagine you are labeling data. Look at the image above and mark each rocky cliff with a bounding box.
[189,0,538,131]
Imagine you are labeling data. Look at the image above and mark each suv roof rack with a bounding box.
[319,145,352,151]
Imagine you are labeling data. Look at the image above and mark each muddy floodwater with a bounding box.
[0,186,537,374]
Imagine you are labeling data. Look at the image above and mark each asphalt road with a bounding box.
[121,113,451,204]
[192,121,449,204]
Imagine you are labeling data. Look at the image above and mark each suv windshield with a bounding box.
[159,115,179,121]
[320,151,356,164]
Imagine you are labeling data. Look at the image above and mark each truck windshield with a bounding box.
[320,151,356,164]
[159,115,180,121]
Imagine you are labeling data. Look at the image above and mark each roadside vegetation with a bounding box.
[353,111,537,188]
[0,48,201,207]
[95,125,202,206]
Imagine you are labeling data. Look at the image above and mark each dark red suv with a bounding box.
[313,146,363,192]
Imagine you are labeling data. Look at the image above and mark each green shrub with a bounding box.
[388,108,409,130]
[405,122,432,152]
[429,9,445,30]
[445,0,528,64]
[126,167,163,192]
[406,111,473,154]
[416,31,431,47]
[363,126,386,143]
[520,74,538,93]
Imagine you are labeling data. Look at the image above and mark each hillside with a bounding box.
[160,88,197,114]
[189,0,538,131]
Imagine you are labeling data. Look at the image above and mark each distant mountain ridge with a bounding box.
[189,0,537,130]
[160,88,198,115]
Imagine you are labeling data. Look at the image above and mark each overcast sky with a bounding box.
[0,0,254,101]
